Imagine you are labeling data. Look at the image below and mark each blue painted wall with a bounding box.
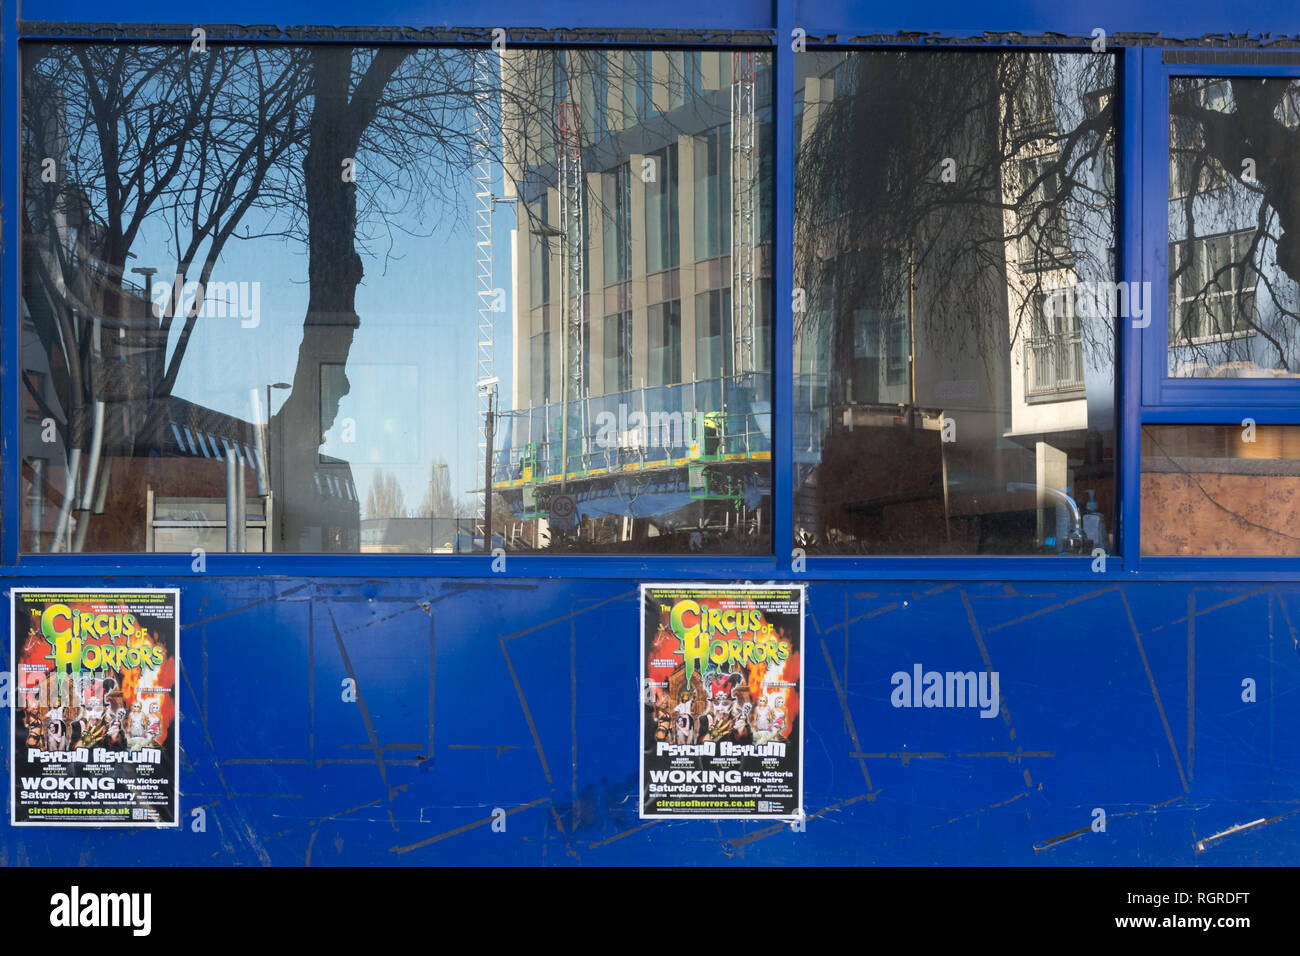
[4,576,1298,865]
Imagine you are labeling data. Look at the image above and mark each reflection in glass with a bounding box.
[793,51,1118,555]
[21,44,772,554]
[1168,77,1300,377]
[499,49,773,553]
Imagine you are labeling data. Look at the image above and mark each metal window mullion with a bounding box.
[772,1,794,563]
[1,7,17,565]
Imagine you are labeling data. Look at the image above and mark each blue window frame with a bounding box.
[1140,59,1300,411]
[1130,55,1300,576]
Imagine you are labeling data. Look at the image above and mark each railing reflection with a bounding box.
[493,373,772,485]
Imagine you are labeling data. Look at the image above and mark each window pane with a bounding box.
[602,312,630,393]
[601,165,631,286]
[647,301,682,386]
[695,289,733,380]
[22,44,771,554]
[645,145,679,273]
[529,199,551,307]
[1168,76,1300,377]
[794,51,1118,555]
[531,330,551,407]
[1142,424,1300,555]
[693,127,730,259]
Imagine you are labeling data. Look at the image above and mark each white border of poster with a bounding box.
[639,582,805,821]
[10,587,181,828]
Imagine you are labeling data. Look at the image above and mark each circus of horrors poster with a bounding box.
[10,589,180,827]
[640,584,804,820]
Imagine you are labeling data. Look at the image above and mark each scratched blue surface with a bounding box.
[1,577,1296,865]
[7,0,1300,866]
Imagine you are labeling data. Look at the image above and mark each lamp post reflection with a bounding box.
[266,381,291,551]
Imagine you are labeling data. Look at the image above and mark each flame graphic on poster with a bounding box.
[17,601,175,745]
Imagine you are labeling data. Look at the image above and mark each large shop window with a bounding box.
[20,44,773,555]
[793,50,1118,555]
